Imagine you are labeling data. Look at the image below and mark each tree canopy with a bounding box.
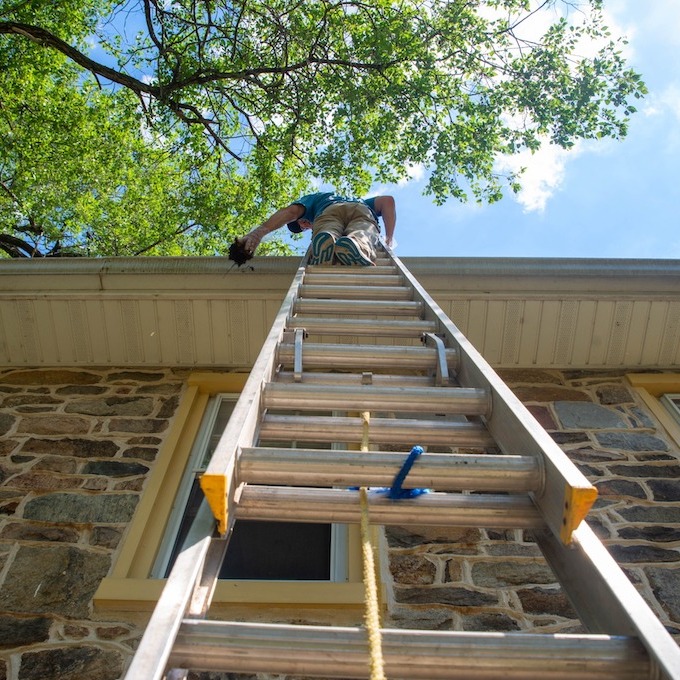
[0,0,645,257]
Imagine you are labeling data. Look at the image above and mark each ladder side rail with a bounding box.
[200,263,307,534]
[538,523,680,680]
[123,499,217,680]
[387,247,595,544]
[171,620,649,680]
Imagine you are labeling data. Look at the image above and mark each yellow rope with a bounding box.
[359,411,386,680]
[360,487,386,680]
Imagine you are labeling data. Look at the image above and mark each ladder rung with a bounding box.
[304,272,402,286]
[287,316,437,336]
[263,383,489,415]
[275,371,439,387]
[277,342,458,371]
[260,414,495,447]
[238,447,541,493]
[300,284,412,300]
[294,298,423,316]
[236,485,544,529]
[171,621,649,680]
[306,264,396,275]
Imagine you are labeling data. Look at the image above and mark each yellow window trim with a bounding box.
[626,373,680,447]
[94,371,368,614]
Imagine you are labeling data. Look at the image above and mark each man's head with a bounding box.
[287,218,313,233]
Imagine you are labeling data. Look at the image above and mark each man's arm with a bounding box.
[373,195,396,247]
[238,203,305,254]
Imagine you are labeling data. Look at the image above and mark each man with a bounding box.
[238,192,396,266]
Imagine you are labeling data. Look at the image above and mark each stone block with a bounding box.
[65,397,155,417]
[618,506,680,524]
[498,369,563,384]
[444,559,463,582]
[2,545,110,618]
[1,522,80,543]
[596,385,634,405]
[647,479,680,502]
[554,401,628,429]
[33,457,79,474]
[595,432,669,452]
[89,526,123,549]
[3,395,63,409]
[385,526,481,549]
[568,447,627,462]
[107,418,168,433]
[157,394,180,419]
[471,561,556,588]
[18,646,122,680]
[121,446,158,461]
[82,460,149,478]
[1,370,101,385]
[24,492,138,524]
[0,615,51,648]
[389,554,438,586]
[594,479,646,499]
[109,371,164,382]
[512,386,590,403]
[646,568,680,622]
[525,405,557,429]
[20,438,119,458]
[517,587,577,618]
[8,471,81,491]
[0,413,15,435]
[609,464,680,478]
[394,585,497,607]
[460,612,521,632]
[607,544,680,564]
[549,432,590,445]
[55,385,108,395]
[17,416,91,436]
[0,439,19,455]
[618,526,680,543]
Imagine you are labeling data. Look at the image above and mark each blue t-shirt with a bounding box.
[293,192,380,222]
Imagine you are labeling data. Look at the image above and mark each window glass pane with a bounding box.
[220,521,331,580]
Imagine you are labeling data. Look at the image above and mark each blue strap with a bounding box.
[350,446,430,499]
[388,445,429,499]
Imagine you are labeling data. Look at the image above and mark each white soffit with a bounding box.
[0,256,678,369]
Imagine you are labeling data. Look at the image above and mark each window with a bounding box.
[660,393,680,427]
[626,374,680,447]
[153,394,347,582]
[94,373,366,613]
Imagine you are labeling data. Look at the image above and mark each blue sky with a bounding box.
[293,1,680,260]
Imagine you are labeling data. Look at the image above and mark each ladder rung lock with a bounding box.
[276,342,459,372]
[287,316,437,336]
[263,383,490,416]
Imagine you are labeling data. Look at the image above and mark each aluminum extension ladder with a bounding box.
[125,245,680,680]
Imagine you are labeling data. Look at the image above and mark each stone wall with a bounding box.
[0,368,186,680]
[2,367,679,680]
[386,370,680,644]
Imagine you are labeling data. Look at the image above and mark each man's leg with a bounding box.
[309,205,344,265]
[334,204,379,266]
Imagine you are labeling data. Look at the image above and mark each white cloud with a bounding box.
[496,140,583,213]
[397,163,425,186]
